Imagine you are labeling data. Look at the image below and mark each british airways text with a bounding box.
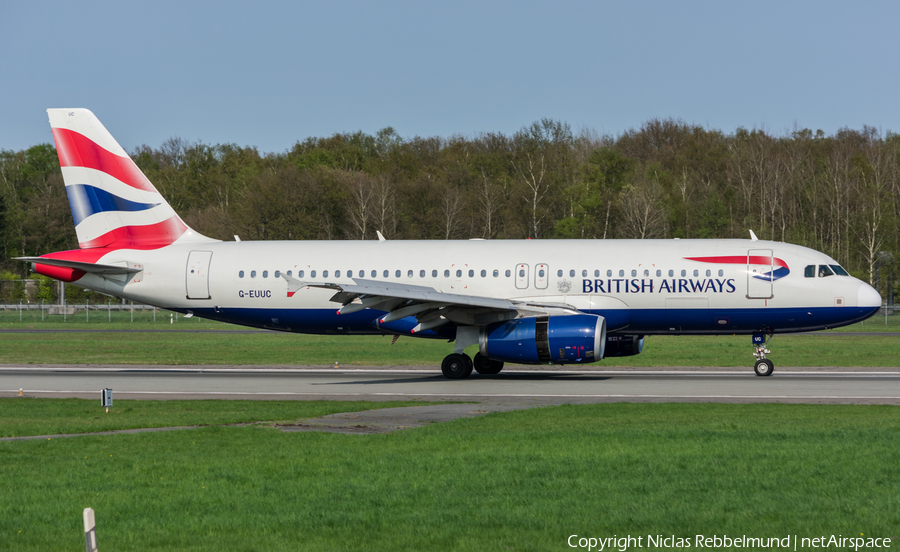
[582,278,737,294]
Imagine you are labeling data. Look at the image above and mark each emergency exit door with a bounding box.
[186,251,213,300]
[747,249,774,299]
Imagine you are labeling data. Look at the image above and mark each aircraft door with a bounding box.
[515,264,529,289]
[747,249,774,299]
[535,264,549,289]
[186,250,213,300]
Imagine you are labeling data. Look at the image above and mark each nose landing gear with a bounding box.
[752,333,774,376]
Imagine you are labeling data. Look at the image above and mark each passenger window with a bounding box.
[396,270,401,278]
[321,270,326,278]
[594,269,600,277]
[804,265,815,278]
[385,270,390,278]
[334,270,340,278]
[251,270,257,278]
[346,270,352,278]
[263,270,269,278]
[298,270,304,278]
[519,269,525,277]
[239,270,245,278]
[818,265,835,278]
[456,270,462,277]
[693,270,698,277]
[539,269,545,277]
[311,270,316,278]
[557,269,563,277]
[505,270,511,277]
[371,270,377,278]
[468,269,474,277]
[681,270,686,277]
[656,270,661,277]
[444,269,450,277]
[432,270,438,277]
[718,269,723,277]
[831,265,849,276]
[618,270,625,277]
[408,270,413,278]
[668,269,674,277]
[275,270,281,278]
[582,270,587,277]
[480,269,486,277]
[607,270,613,277]
[705,270,710,277]
[492,269,499,277]
[420,270,426,278]
[287,270,292,277]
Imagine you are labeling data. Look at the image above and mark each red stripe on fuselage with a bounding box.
[51,128,157,193]
[78,216,188,249]
[685,255,788,268]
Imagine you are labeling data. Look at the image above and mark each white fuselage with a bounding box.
[74,237,881,337]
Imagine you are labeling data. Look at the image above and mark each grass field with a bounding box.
[1,400,898,551]
[1,324,898,367]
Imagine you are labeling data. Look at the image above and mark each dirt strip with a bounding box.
[1,403,538,440]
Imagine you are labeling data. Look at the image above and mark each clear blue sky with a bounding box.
[2,1,898,154]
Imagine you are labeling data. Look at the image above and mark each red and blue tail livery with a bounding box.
[47,109,208,250]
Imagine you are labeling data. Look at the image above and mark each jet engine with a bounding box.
[478,314,606,365]
[604,335,644,357]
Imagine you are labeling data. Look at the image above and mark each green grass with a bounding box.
[1,401,898,551]
[0,398,444,438]
[0,328,897,366]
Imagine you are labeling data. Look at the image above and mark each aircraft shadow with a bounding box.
[314,374,614,385]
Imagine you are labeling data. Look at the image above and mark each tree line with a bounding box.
[1,118,897,300]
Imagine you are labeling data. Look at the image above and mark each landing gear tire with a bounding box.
[441,353,473,379]
[473,353,504,375]
[754,359,774,377]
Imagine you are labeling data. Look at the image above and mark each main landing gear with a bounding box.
[752,333,774,376]
[441,353,473,379]
[440,353,505,379]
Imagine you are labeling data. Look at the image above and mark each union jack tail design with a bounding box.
[47,108,213,250]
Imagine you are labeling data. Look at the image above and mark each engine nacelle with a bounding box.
[604,335,644,357]
[478,314,606,365]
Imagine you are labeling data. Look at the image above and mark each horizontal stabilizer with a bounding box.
[15,256,142,274]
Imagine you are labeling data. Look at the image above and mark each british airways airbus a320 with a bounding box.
[19,109,882,378]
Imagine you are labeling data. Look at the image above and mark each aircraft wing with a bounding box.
[283,275,579,332]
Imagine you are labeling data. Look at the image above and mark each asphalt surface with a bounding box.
[3,365,899,405]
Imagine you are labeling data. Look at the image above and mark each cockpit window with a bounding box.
[830,265,849,276]
[804,265,815,278]
[818,265,835,278]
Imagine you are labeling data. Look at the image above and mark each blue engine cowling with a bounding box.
[478,314,606,365]
[604,335,644,357]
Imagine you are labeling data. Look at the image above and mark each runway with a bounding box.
[2,366,899,404]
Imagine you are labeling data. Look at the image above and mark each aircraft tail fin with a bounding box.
[47,108,215,250]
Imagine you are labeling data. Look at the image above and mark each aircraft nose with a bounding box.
[857,283,882,308]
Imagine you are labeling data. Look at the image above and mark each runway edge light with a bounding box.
[101,388,112,413]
